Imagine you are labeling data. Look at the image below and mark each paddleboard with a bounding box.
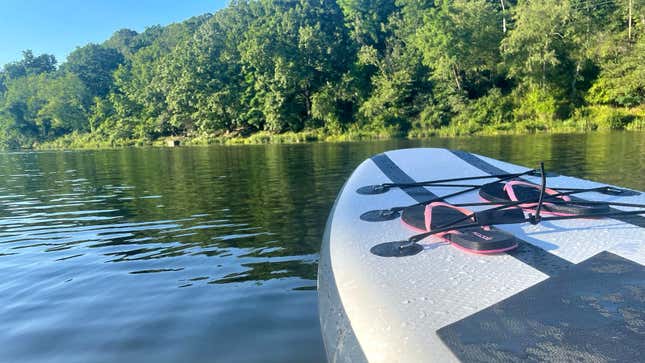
[318,148,645,362]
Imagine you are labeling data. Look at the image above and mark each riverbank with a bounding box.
[33,105,645,150]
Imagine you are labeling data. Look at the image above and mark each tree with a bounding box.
[0,72,89,141]
[156,3,254,134]
[37,72,90,134]
[62,44,124,98]
[358,38,432,132]
[2,50,57,80]
[111,14,210,138]
[239,0,353,132]
[103,29,140,58]
[502,0,575,92]
[414,0,504,96]
[587,35,644,107]
[337,0,398,52]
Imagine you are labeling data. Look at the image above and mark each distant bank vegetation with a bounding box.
[0,0,643,149]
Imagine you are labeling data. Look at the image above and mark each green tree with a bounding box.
[111,15,210,138]
[37,72,90,135]
[0,72,89,141]
[358,40,432,132]
[414,0,504,97]
[61,44,124,98]
[103,29,141,58]
[157,3,254,134]
[338,0,398,51]
[239,0,352,132]
[587,35,644,107]
[2,50,57,80]
[502,0,575,92]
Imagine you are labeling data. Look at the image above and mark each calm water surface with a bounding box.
[0,132,643,362]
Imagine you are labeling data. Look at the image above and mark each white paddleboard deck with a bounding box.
[318,148,645,362]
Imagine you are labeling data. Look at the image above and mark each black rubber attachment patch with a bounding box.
[360,209,401,222]
[356,185,390,195]
[370,241,424,257]
[437,251,645,362]
[601,187,640,196]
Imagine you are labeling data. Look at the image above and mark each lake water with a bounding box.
[0,132,643,363]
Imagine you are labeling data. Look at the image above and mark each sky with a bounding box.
[0,0,229,66]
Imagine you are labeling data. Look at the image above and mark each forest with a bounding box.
[0,0,643,149]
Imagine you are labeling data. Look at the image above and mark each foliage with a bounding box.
[1,0,643,149]
[415,0,503,96]
[61,44,124,98]
[586,36,645,107]
[2,50,57,80]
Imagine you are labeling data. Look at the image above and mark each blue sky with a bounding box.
[0,0,228,66]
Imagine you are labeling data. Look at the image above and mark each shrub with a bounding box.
[512,87,559,125]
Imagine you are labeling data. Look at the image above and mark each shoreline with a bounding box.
[31,122,645,151]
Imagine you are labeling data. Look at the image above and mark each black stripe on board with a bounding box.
[370,153,439,203]
[449,149,645,228]
[370,152,574,276]
[506,240,574,277]
[450,150,510,175]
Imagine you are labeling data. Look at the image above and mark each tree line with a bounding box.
[0,0,643,148]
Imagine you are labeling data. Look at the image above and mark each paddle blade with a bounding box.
[474,208,526,226]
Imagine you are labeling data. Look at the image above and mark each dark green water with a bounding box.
[0,132,643,363]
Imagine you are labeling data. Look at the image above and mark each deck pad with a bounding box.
[437,251,645,362]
